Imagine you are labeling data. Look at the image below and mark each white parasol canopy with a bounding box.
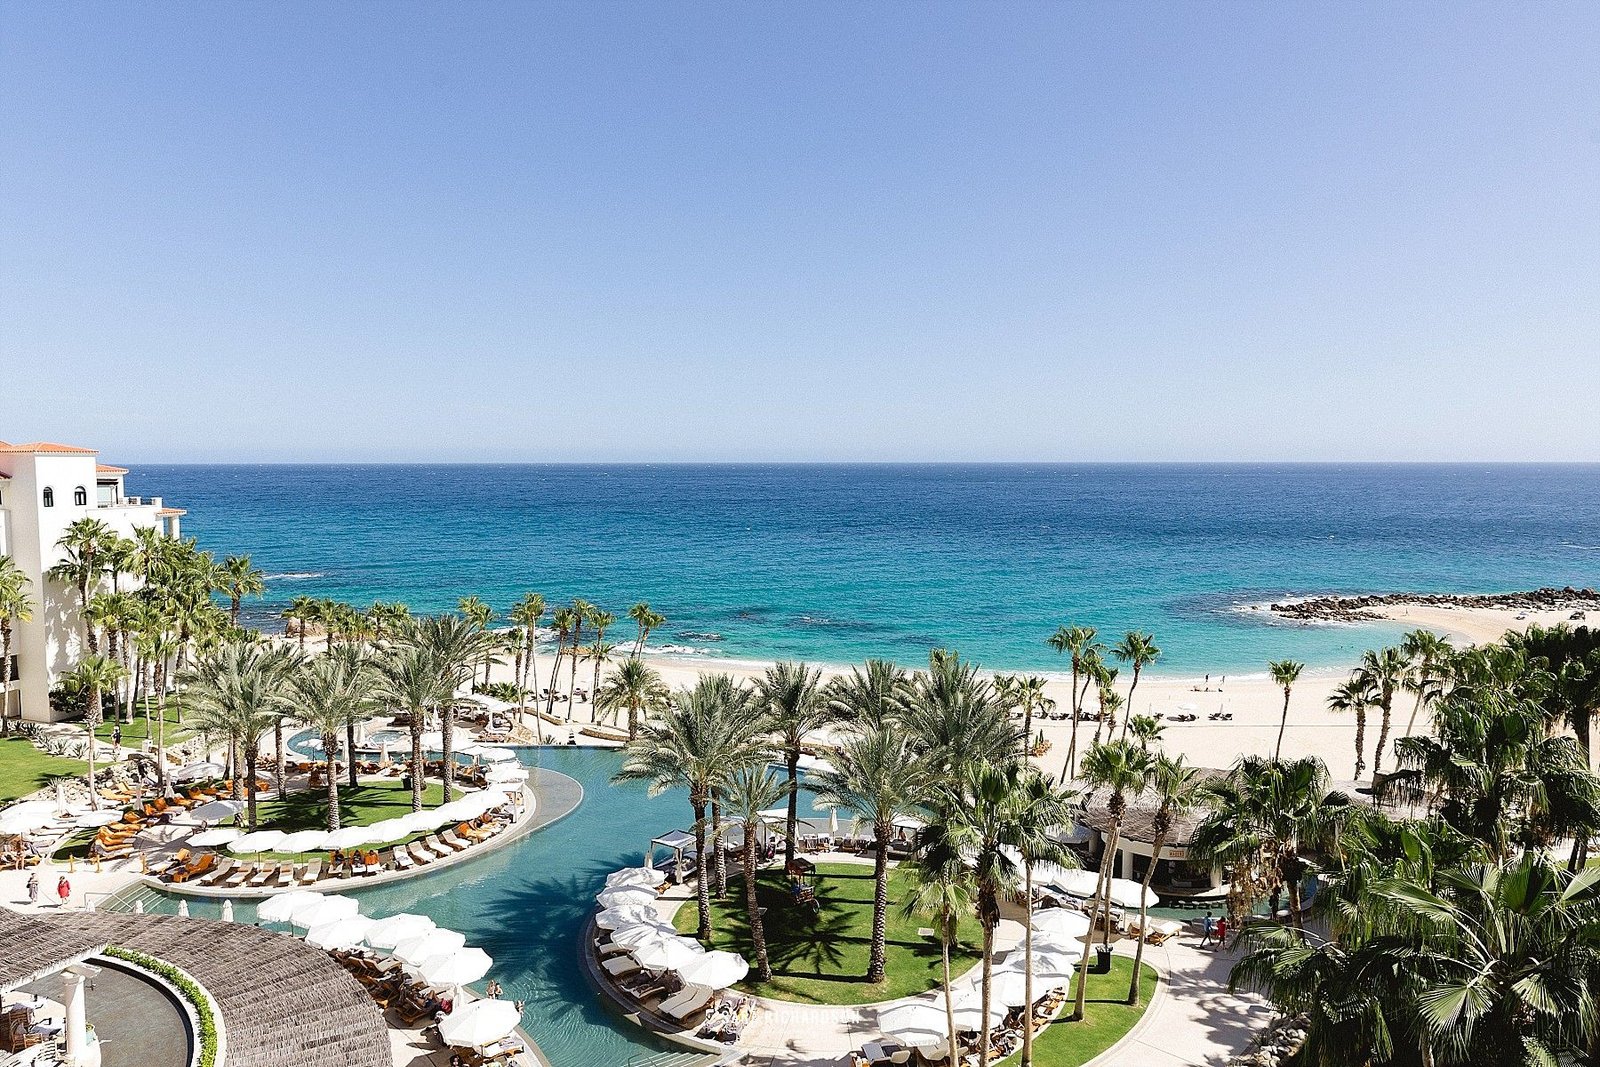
[229,830,287,853]
[674,950,748,989]
[400,810,449,834]
[171,762,225,783]
[367,913,437,950]
[998,948,1082,981]
[475,748,516,763]
[189,827,241,847]
[950,1002,1007,1032]
[290,894,360,929]
[487,765,528,783]
[306,916,376,950]
[323,825,379,849]
[394,929,467,965]
[220,899,234,923]
[419,947,493,987]
[877,1002,950,1048]
[363,818,413,842]
[1031,908,1092,943]
[1101,877,1160,910]
[256,890,322,924]
[185,799,244,824]
[74,810,125,828]
[609,922,678,948]
[437,999,521,1049]
[596,886,657,910]
[631,935,704,972]
[596,905,660,931]
[605,867,661,890]
[274,830,330,853]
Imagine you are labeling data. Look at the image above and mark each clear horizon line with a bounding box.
[118,457,1600,468]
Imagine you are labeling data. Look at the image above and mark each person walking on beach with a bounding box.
[26,872,39,906]
[1200,911,1216,947]
[55,875,71,908]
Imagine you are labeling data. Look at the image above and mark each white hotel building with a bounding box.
[0,440,184,724]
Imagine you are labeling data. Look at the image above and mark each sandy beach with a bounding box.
[507,598,1584,778]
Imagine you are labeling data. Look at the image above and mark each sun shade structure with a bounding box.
[274,829,331,852]
[674,950,748,989]
[229,829,287,853]
[630,935,703,972]
[290,894,360,929]
[183,798,244,824]
[394,929,467,965]
[306,916,376,950]
[605,867,661,889]
[366,913,436,949]
[437,999,521,1048]
[877,1002,949,1048]
[609,922,677,948]
[172,761,226,782]
[0,911,108,994]
[1030,908,1092,942]
[474,748,517,763]
[595,905,660,930]
[596,886,657,909]
[419,947,493,987]
[323,825,379,850]
[256,890,323,924]
[188,827,242,847]
[647,829,696,872]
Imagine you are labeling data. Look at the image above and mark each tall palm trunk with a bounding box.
[1060,664,1081,782]
[410,717,425,812]
[743,833,772,980]
[79,578,98,655]
[1274,687,1292,760]
[84,685,102,811]
[1127,827,1165,1004]
[784,748,801,867]
[441,702,456,804]
[154,674,171,798]
[692,796,712,941]
[1371,694,1394,780]
[868,821,890,982]
[346,716,358,787]
[565,630,582,723]
[244,746,261,829]
[941,921,959,1067]
[324,729,342,831]
[545,646,565,719]
[1022,862,1037,1067]
[230,738,242,801]
[274,717,286,795]
[1119,667,1141,740]
[977,884,998,1064]
[1073,821,1122,1020]
[711,797,727,897]
[0,624,12,736]
[1353,707,1368,781]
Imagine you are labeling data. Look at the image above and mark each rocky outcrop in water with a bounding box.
[1269,587,1600,623]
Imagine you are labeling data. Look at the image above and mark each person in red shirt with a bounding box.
[56,875,71,907]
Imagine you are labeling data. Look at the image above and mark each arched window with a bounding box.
[73,486,88,506]
[42,487,54,507]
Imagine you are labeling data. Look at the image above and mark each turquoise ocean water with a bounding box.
[129,463,1600,676]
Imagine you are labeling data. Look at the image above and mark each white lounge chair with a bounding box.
[663,984,714,1022]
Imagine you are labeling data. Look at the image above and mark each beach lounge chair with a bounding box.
[297,859,322,884]
[150,849,193,878]
[663,985,714,1023]
[602,955,641,978]
[247,863,280,887]
[424,835,454,859]
[391,847,413,871]
[407,841,433,865]
[197,858,235,886]
[170,853,217,883]
[221,862,254,887]
[439,829,471,851]
[273,864,294,888]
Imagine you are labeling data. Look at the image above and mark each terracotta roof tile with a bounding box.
[0,441,98,455]
[96,464,129,474]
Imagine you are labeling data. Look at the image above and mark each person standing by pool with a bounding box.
[26,872,39,906]
[56,875,71,907]
[1200,912,1216,946]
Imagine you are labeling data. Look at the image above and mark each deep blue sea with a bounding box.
[126,464,1600,677]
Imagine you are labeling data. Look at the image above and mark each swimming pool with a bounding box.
[102,746,841,1067]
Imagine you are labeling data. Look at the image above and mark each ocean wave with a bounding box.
[264,572,325,581]
[675,631,726,642]
[647,643,716,656]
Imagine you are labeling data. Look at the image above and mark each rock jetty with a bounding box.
[1269,587,1600,623]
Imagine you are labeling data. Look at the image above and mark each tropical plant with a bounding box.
[218,555,265,629]
[756,661,831,867]
[1270,659,1305,760]
[1111,631,1160,740]
[59,654,125,810]
[720,766,788,981]
[1400,629,1451,741]
[1048,624,1101,781]
[900,830,973,1067]
[0,556,34,735]
[292,646,375,831]
[900,651,1019,779]
[509,592,546,694]
[49,517,116,654]
[1328,676,1375,781]
[181,641,298,827]
[594,656,670,739]
[372,635,452,812]
[811,724,931,983]
[1356,647,1408,781]
[1126,755,1203,1004]
[1071,739,1151,1019]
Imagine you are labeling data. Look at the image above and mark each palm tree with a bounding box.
[1010,675,1051,761]
[1007,770,1079,1066]
[0,557,35,735]
[546,607,575,720]
[1269,659,1305,759]
[456,596,495,685]
[825,659,907,732]
[900,651,1020,779]
[373,636,452,812]
[140,629,181,796]
[900,831,973,1067]
[49,517,116,654]
[219,554,265,629]
[628,601,665,657]
[180,641,297,828]
[292,646,375,831]
[509,593,546,693]
[60,655,125,810]
[583,639,617,721]
[1400,629,1451,740]
[1328,676,1375,781]
[586,610,616,701]
[595,657,670,739]
[1126,755,1202,1005]
[285,595,317,651]
[811,724,931,984]
[1356,646,1408,781]
[615,675,770,940]
[1111,631,1160,740]
[1048,625,1100,781]
[417,613,496,802]
[1072,739,1151,1020]
[756,661,831,867]
[721,766,787,981]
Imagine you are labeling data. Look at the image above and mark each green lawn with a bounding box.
[95,699,194,747]
[673,861,985,1005]
[252,779,446,832]
[0,736,87,805]
[1030,958,1158,1066]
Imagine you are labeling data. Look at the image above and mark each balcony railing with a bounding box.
[98,496,159,508]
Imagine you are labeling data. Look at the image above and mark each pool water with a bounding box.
[104,746,841,1067]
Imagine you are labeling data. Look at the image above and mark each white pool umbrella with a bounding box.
[605,867,660,890]
[437,999,520,1048]
[74,810,124,829]
[229,830,287,853]
[172,761,226,782]
[978,969,1032,1008]
[419,947,493,987]
[1102,878,1160,910]
[878,1002,948,1047]
[476,748,516,763]
[189,827,241,847]
[674,950,748,989]
[306,916,376,950]
[1031,908,1092,943]
[220,900,234,923]
[323,825,378,850]
[176,900,189,917]
[132,901,145,914]
[999,948,1081,981]
[274,830,329,853]
[0,802,55,832]
[394,929,467,965]
[610,922,678,948]
[367,913,437,949]
[400,810,448,834]
[257,890,322,924]
[487,765,528,783]
[186,799,244,824]
[1040,867,1101,899]
[418,731,444,750]
[950,1002,1006,1031]
[364,818,412,842]
[302,738,324,751]
[631,936,704,972]
[596,905,660,930]
[290,894,360,929]
[596,886,657,909]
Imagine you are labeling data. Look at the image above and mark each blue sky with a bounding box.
[2,3,1597,462]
